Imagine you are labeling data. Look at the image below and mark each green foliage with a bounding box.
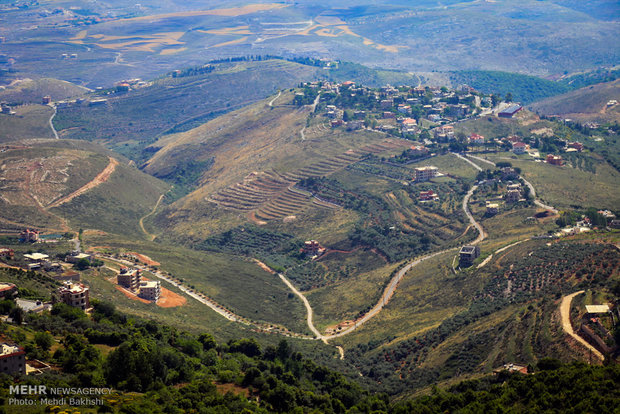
[450,71,571,104]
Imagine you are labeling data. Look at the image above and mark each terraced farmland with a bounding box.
[208,139,410,221]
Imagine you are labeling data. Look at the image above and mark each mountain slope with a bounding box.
[529,79,620,123]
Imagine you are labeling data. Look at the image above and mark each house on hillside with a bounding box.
[546,154,563,165]
[118,267,141,291]
[0,343,26,375]
[469,133,485,145]
[19,229,39,243]
[414,166,438,182]
[459,245,480,267]
[419,190,439,202]
[512,142,526,154]
[498,105,522,118]
[302,240,325,258]
[57,282,90,310]
[138,280,161,302]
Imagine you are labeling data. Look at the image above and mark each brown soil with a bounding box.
[254,259,275,274]
[157,287,187,308]
[127,252,160,266]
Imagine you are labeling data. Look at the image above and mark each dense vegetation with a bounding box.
[449,70,571,104]
[0,265,618,413]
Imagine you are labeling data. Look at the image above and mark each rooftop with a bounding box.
[24,253,49,261]
[460,246,477,253]
[1,343,22,356]
[585,304,610,314]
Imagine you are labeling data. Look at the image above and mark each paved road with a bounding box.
[560,291,604,361]
[452,152,483,172]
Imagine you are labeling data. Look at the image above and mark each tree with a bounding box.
[74,258,90,270]
[35,331,53,351]
[505,92,513,102]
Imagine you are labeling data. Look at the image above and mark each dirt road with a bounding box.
[48,157,118,208]
[559,291,604,361]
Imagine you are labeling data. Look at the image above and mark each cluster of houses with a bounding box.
[300,80,486,136]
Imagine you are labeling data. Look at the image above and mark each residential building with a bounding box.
[397,104,412,114]
[65,252,92,264]
[433,125,455,141]
[498,105,523,118]
[0,248,14,259]
[486,203,499,215]
[512,142,526,154]
[42,96,51,105]
[505,189,521,203]
[302,240,325,257]
[419,190,439,202]
[501,167,518,180]
[16,299,50,313]
[409,146,428,157]
[19,229,39,243]
[567,142,584,152]
[401,118,417,133]
[138,280,161,302]
[546,154,563,165]
[414,166,438,182]
[0,343,25,375]
[0,283,17,299]
[117,267,141,291]
[24,253,49,262]
[469,133,485,145]
[57,282,90,310]
[459,245,480,267]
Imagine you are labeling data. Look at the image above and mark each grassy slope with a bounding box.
[149,93,395,239]
[52,160,169,236]
[528,78,620,122]
[486,152,620,210]
[449,70,571,104]
[0,104,55,142]
[83,232,309,335]
[0,77,89,104]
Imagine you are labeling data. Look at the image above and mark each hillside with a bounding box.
[51,59,321,161]
[0,104,56,142]
[0,77,89,104]
[0,139,169,235]
[529,79,620,123]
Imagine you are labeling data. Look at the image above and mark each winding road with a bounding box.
[48,105,59,139]
[560,291,604,361]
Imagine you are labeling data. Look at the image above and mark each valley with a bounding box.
[0,2,618,411]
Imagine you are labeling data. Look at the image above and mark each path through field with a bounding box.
[48,157,118,208]
[139,194,164,240]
